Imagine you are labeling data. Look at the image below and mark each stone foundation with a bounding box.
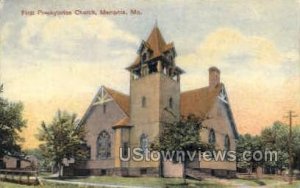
[200,168,236,178]
[69,167,159,177]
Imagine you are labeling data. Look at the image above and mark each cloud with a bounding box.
[2,59,130,101]
[1,15,139,61]
[176,27,297,90]
[0,12,141,148]
[21,15,137,46]
[176,27,300,135]
[0,22,12,44]
[2,58,131,149]
[178,28,283,69]
[0,0,4,11]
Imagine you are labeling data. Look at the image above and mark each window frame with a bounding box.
[169,97,173,109]
[103,104,107,114]
[224,135,230,151]
[97,130,111,159]
[140,133,149,154]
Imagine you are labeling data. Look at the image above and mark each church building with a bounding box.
[71,25,239,178]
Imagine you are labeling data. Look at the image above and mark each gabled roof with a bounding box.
[104,86,130,115]
[181,84,222,119]
[127,26,175,70]
[79,86,129,126]
[180,84,239,139]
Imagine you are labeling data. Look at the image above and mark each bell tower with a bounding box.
[126,25,184,175]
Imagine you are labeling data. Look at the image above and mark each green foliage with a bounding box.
[37,110,87,177]
[24,148,43,160]
[151,114,209,181]
[151,114,208,155]
[260,121,289,171]
[24,148,51,171]
[236,134,263,171]
[0,84,27,158]
[237,121,300,173]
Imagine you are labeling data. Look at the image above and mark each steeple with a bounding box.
[127,25,184,81]
[145,25,167,58]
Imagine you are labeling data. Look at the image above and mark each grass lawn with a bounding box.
[0,182,76,188]
[1,176,300,188]
[63,176,228,187]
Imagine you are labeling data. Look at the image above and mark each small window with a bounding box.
[103,104,106,114]
[142,96,146,108]
[211,169,215,176]
[16,160,21,169]
[169,97,173,109]
[140,134,148,154]
[142,53,147,62]
[208,129,216,145]
[122,142,129,158]
[101,169,107,175]
[140,168,147,175]
[224,135,230,151]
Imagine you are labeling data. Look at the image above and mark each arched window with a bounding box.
[169,97,173,109]
[208,129,216,145]
[224,135,230,151]
[142,96,146,108]
[140,133,148,154]
[97,131,111,159]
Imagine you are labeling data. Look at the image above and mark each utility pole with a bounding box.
[284,111,298,184]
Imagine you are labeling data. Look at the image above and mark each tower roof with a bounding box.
[127,25,175,70]
[146,26,167,57]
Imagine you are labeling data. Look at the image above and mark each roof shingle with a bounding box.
[104,86,130,116]
[180,84,222,119]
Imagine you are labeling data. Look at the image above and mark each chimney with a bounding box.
[209,66,220,89]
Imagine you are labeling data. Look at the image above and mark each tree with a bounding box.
[237,121,300,175]
[260,121,289,174]
[260,121,300,174]
[236,134,263,174]
[151,114,209,184]
[292,125,300,171]
[0,84,27,158]
[37,110,87,178]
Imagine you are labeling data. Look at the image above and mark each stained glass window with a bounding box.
[97,131,111,159]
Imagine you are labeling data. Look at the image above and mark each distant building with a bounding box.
[72,26,239,178]
[0,155,33,169]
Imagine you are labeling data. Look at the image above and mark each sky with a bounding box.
[0,0,299,149]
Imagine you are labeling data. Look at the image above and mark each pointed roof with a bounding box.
[127,25,175,70]
[104,86,130,115]
[181,84,222,119]
[146,26,167,57]
[180,84,239,139]
[79,86,129,125]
